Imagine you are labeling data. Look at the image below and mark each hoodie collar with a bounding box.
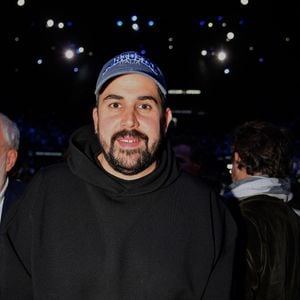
[67,125,180,199]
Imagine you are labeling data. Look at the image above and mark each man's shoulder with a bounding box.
[8,178,26,190]
[36,162,70,176]
[6,179,26,200]
[177,172,221,198]
[27,162,74,188]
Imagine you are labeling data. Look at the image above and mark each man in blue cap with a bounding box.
[0,51,237,299]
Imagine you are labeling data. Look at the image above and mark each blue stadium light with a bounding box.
[148,20,155,27]
[116,20,123,27]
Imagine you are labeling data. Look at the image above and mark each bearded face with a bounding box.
[93,73,172,178]
[97,123,165,176]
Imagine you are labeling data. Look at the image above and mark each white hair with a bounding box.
[0,112,20,150]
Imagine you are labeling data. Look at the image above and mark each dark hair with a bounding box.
[232,120,293,178]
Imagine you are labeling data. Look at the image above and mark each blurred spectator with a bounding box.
[172,136,225,192]
[222,120,300,299]
[173,143,201,176]
[0,112,25,224]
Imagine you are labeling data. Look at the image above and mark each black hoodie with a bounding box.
[0,125,237,299]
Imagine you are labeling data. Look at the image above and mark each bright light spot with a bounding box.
[169,45,174,50]
[168,37,173,42]
[58,22,64,29]
[73,67,79,73]
[168,90,184,94]
[221,22,227,27]
[132,23,139,31]
[148,20,155,27]
[217,51,227,61]
[285,36,291,42]
[172,117,178,126]
[14,37,20,42]
[224,68,230,74]
[208,22,213,28]
[172,110,192,114]
[65,49,75,59]
[76,47,84,54]
[201,49,208,56]
[249,46,254,51]
[37,59,43,65]
[168,90,201,95]
[46,19,54,28]
[17,0,25,6]
[186,90,201,94]
[131,15,138,22]
[240,0,249,5]
[226,32,235,40]
[116,20,123,27]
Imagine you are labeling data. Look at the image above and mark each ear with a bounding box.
[5,149,18,172]
[92,107,99,134]
[164,107,173,133]
[233,151,240,162]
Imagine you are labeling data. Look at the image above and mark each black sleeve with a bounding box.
[0,171,45,299]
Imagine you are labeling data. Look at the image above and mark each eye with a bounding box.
[109,102,121,109]
[138,103,151,110]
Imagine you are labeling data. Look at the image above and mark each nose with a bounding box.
[121,108,139,129]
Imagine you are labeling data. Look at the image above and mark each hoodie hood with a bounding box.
[67,125,180,198]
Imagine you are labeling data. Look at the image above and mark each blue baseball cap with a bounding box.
[94,51,167,99]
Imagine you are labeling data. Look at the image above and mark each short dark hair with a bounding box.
[232,120,293,178]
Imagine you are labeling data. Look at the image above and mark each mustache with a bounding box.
[111,129,149,143]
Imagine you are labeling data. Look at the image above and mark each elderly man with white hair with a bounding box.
[0,112,25,224]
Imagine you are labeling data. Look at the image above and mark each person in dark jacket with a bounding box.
[0,51,237,299]
[0,112,25,224]
[222,120,300,300]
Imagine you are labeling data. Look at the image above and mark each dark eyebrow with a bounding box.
[137,96,159,105]
[103,94,159,105]
[103,94,123,101]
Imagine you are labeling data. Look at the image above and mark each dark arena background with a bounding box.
[3,0,300,183]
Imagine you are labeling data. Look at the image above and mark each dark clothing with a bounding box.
[228,195,300,300]
[1,179,25,223]
[0,125,237,299]
[289,182,300,214]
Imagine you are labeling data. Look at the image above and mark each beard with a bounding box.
[97,126,165,176]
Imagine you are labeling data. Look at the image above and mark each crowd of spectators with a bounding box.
[10,116,300,189]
